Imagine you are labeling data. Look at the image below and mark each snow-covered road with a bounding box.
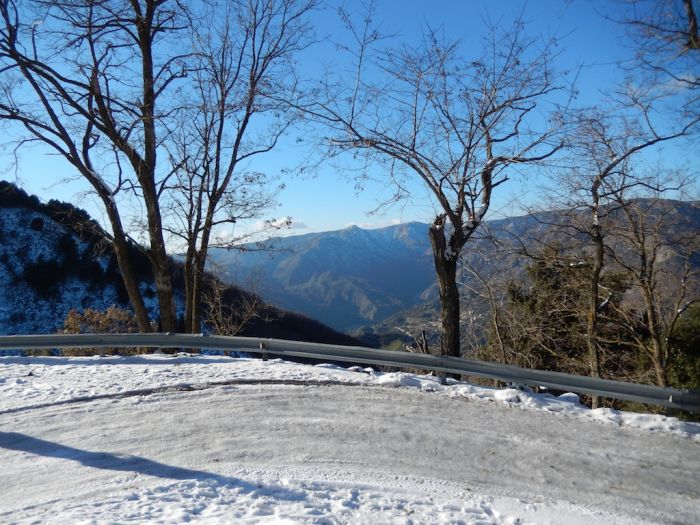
[1,355,699,524]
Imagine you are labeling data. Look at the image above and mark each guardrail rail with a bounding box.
[0,333,698,412]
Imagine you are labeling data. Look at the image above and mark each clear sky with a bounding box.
[2,0,697,238]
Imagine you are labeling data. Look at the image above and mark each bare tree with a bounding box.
[622,0,699,62]
[303,10,568,360]
[163,0,316,333]
[547,92,697,403]
[605,180,700,387]
[0,0,189,331]
[202,274,267,337]
[460,262,509,364]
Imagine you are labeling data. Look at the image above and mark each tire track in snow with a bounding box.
[0,377,392,416]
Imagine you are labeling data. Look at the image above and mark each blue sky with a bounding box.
[2,0,697,237]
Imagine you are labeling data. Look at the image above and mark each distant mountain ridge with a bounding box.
[210,199,700,336]
[8,179,695,350]
[210,222,436,331]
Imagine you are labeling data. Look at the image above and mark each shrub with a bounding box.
[668,305,700,392]
[8,311,26,324]
[62,306,145,356]
[56,233,79,263]
[78,249,105,287]
[0,180,40,210]
[45,199,105,244]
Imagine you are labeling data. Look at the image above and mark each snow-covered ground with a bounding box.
[1,354,699,524]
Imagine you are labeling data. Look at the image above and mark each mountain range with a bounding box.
[209,223,436,332]
[210,199,700,342]
[2,179,698,352]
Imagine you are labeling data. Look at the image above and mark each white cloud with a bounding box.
[265,217,292,229]
[254,217,308,232]
[348,217,403,230]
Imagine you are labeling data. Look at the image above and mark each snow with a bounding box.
[2,355,698,440]
[1,354,699,523]
[0,206,176,335]
[88,169,117,208]
[0,206,120,334]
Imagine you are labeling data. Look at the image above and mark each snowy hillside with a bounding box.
[1,354,699,523]
[0,204,161,334]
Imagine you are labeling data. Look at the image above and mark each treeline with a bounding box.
[476,250,699,392]
[0,180,154,303]
[460,199,700,407]
[0,181,109,245]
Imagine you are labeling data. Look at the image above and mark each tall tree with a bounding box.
[547,104,697,403]
[304,11,568,359]
[0,0,188,331]
[163,0,316,333]
[569,112,689,397]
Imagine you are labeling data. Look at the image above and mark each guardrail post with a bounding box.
[260,340,268,362]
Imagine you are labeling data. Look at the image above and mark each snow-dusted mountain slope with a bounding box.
[210,222,436,332]
[0,204,160,335]
[1,354,698,523]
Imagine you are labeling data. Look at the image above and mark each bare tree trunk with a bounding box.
[183,251,204,334]
[641,285,668,387]
[149,252,176,331]
[586,219,604,408]
[183,212,215,334]
[189,249,209,334]
[181,227,212,334]
[189,269,202,333]
[190,214,216,334]
[637,242,667,388]
[104,200,153,333]
[490,298,508,364]
[183,247,197,333]
[136,6,177,333]
[429,220,461,360]
[143,191,177,332]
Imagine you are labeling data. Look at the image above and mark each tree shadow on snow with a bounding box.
[0,431,305,501]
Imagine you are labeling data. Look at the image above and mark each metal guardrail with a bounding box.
[0,333,698,412]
